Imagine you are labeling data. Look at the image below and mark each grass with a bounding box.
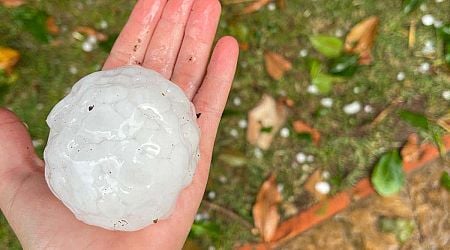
[1,0,449,249]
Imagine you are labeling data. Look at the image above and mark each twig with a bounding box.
[369,96,404,128]
[409,20,416,49]
[202,200,253,229]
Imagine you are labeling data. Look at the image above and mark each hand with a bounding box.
[0,0,239,249]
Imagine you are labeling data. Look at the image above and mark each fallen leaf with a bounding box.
[371,150,405,197]
[247,94,288,150]
[0,0,25,7]
[345,16,380,65]
[310,35,343,58]
[46,16,59,34]
[304,170,327,201]
[292,121,321,145]
[252,174,282,242]
[401,133,421,163]
[242,0,270,14]
[264,51,292,80]
[74,26,108,42]
[0,47,20,74]
[437,112,450,132]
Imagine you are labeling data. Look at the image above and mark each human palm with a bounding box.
[0,0,238,249]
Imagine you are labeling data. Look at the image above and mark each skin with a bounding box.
[0,0,239,249]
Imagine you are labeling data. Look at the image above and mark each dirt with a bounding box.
[280,159,449,250]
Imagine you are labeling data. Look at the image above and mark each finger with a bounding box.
[170,0,222,99]
[103,0,168,70]
[142,0,195,78]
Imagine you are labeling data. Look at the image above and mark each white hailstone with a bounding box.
[396,71,405,81]
[267,2,276,11]
[306,155,314,163]
[315,181,331,194]
[433,19,443,28]
[69,65,78,75]
[353,86,361,94]
[364,105,374,113]
[238,119,248,128]
[86,35,98,45]
[299,49,308,57]
[280,127,290,138]
[44,66,200,231]
[208,191,216,200]
[82,41,94,52]
[320,97,333,108]
[322,171,330,179]
[307,84,319,94]
[296,152,306,163]
[419,4,428,12]
[419,62,430,73]
[335,29,344,37]
[343,101,361,115]
[99,20,108,29]
[229,128,239,137]
[443,90,450,100]
[422,40,435,54]
[219,175,228,183]
[233,96,241,106]
[421,14,434,26]
[254,148,263,159]
[277,183,284,192]
[302,164,311,172]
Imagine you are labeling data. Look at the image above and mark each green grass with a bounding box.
[1,0,449,248]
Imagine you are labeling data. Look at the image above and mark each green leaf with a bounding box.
[12,7,51,43]
[295,132,313,142]
[371,150,405,196]
[312,73,335,94]
[308,59,323,78]
[329,54,359,76]
[189,221,221,240]
[309,35,343,58]
[436,23,450,42]
[99,33,119,52]
[260,126,273,133]
[440,172,450,191]
[398,110,429,131]
[402,0,423,14]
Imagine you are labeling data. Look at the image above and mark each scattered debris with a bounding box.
[345,16,380,65]
[264,51,292,80]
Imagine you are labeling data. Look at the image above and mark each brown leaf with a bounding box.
[46,17,60,35]
[0,0,25,7]
[264,51,292,80]
[242,0,270,14]
[74,26,108,42]
[437,112,450,133]
[247,94,288,150]
[401,133,421,163]
[304,170,327,201]
[292,120,321,145]
[0,47,20,74]
[344,16,379,65]
[252,174,282,242]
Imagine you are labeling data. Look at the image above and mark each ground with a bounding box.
[0,0,449,249]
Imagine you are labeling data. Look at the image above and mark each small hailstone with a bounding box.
[32,139,43,147]
[267,2,276,11]
[277,183,284,192]
[302,164,311,172]
[299,49,308,57]
[396,72,405,81]
[433,19,443,28]
[443,90,450,100]
[99,20,108,29]
[254,148,263,159]
[303,9,311,17]
[86,35,97,44]
[307,85,319,95]
[320,97,333,108]
[195,213,203,221]
[315,181,331,194]
[219,175,228,183]
[280,127,290,138]
[296,152,306,163]
[69,65,78,75]
[322,171,330,179]
[306,155,314,163]
[421,14,434,26]
[229,129,238,137]
[364,105,374,113]
[353,87,361,94]
[208,246,216,250]
[343,101,361,115]
[233,96,241,106]
[82,41,94,52]
[335,29,344,37]
[208,191,216,200]
[238,119,247,128]
[419,62,430,73]
[419,4,428,12]
[422,40,435,54]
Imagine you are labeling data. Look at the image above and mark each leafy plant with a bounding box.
[12,7,51,43]
[309,35,343,58]
[371,150,405,196]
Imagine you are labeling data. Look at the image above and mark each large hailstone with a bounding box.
[44,66,200,231]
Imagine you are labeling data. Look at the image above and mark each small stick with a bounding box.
[202,200,253,229]
[409,20,416,49]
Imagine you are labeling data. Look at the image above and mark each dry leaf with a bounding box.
[292,120,321,145]
[304,170,327,201]
[242,0,270,14]
[0,47,20,74]
[0,0,25,7]
[252,174,282,242]
[345,16,379,65]
[437,112,450,133]
[401,133,421,163]
[247,94,288,150]
[46,16,59,35]
[264,51,292,80]
[74,26,108,42]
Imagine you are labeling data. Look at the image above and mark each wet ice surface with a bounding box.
[44,66,200,231]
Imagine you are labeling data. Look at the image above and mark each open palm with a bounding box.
[0,0,238,249]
